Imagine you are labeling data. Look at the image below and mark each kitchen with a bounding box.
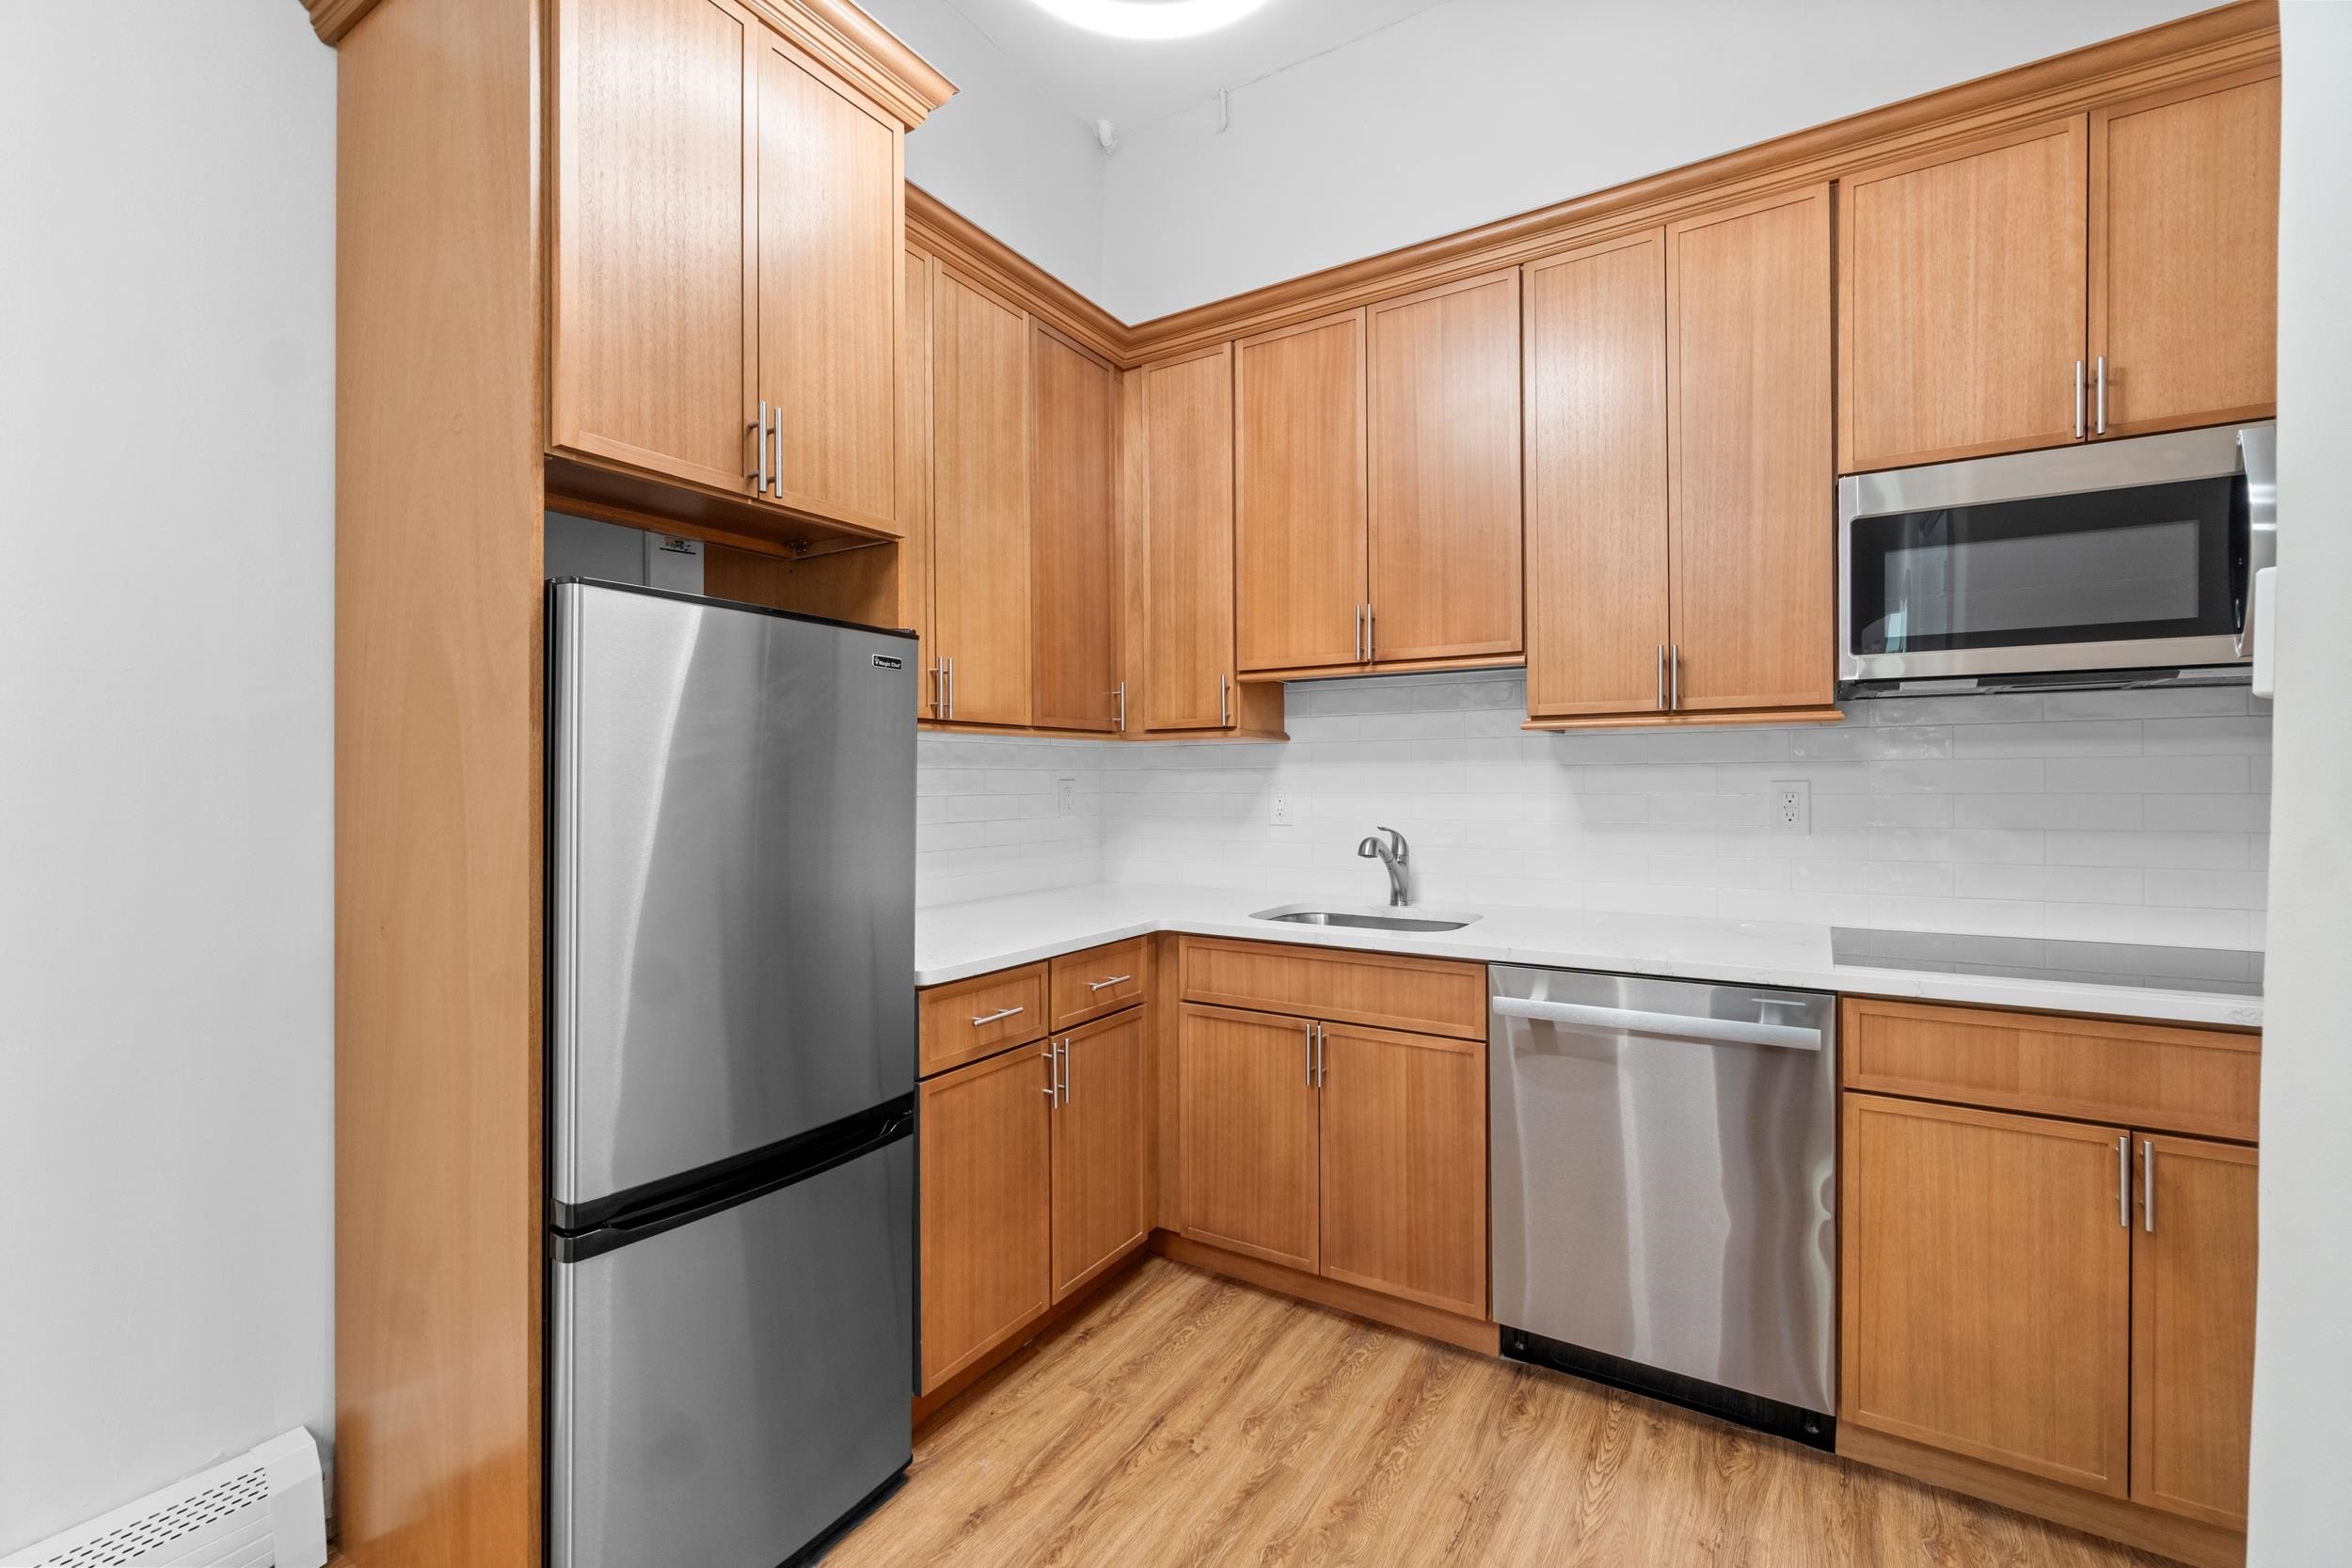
[1,2,2344,1568]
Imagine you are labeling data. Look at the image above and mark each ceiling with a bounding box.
[941,0,1454,135]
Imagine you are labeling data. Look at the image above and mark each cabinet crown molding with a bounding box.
[303,0,957,128]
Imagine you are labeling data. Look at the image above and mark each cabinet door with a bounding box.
[1523,232,1671,719]
[1317,1022,1486,1318]
[753,28,901,533]
[919,1043,1053,1391]
[549,0,756,495]
[1030,325,1120,732]
[2091,70,2279,439]
[930,265,1032,726]
[1051,1009,1152,1301]
[2132,1134,2257,1530]
[1667,185,1834,713]
[1838,118,2088,472]
[1235,311,1367,674]
[1178,1005,1319,1271]
[1367,271,1523,665]
[1139,347,1237,732]
[901,245,936,717]
[1842,1094,2131,1496]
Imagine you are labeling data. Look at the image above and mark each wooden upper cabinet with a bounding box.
[1316,1022,1486,1318]
[919,1043,1052,1392]
[1668,185,1835,712]
[1178,1004,1320,1272]
[2132,1134,2258,1530]
[1523,231,1671,719]
[1138,346,1239,732]
[1051,1009,1153,1301]
[1841,1094,2132,1497]
[900,244,936,716]
[753,28,901,534]
[1366,271,1524,665]
[1235,311,1368,674]
[1838,119,2089,473]
[549,0,756,496]
[930,265,1032,726]
[1030,325,1121,733]
[2091,69,2280,439]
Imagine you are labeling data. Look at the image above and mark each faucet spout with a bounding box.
[1356,826,1412,906]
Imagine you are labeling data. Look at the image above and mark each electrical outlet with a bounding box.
[1771,780,1811,834]
[1055,776,1077,817]
[1269,786,1294,827]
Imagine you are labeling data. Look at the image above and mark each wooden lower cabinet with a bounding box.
[1177,1004,1322,1272]
[2133,1135,2259,1531]
[1052,1009,1153,1300]
[1316,1022,1486,1317]
[919,1041,1054,1391]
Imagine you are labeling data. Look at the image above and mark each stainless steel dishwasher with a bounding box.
[1489,965,1837,1447]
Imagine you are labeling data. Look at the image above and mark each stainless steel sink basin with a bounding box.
[1249,903,1480,934]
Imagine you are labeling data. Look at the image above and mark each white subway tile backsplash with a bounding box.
[914,674,2270,949]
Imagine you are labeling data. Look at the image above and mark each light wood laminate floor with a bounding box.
[831,1257,2172,1568]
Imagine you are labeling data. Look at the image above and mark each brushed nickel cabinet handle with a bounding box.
[1114,681,1127,733]
[771,404,784,496]
[945,656,955,720]
[2117,1135,2131,1227]
[1669,644,1681,711]
[2095,355,2108,436]
[973,1005,1025,1027]
[1041,1043,1058,1104]
[2074,360,2087,440]
[751,401,770,491]
[1304,1021,1314,1088]
[1087,974,1133,991]
[1220,673,1231,727]
[2141,1138,2155,1233]
[1061,1038,1072,1104]
[1313,1021,1325,1087]
[1365,605,1375,662]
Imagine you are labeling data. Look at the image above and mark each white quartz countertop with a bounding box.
[914,882,2265,1029]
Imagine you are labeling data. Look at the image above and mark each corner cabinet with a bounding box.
[549,0,908,536]
[1523,186,1836,727]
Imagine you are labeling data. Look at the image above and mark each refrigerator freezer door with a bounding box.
[548,1132,916,1568]
[550,581,916,1212]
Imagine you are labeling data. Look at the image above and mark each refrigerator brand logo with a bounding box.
[871,655,904,671]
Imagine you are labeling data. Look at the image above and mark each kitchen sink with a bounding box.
[1249,903,1480,934]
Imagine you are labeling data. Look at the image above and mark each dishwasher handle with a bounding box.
[1491,993,1825,1052]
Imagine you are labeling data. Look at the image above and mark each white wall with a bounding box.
[922,683,2274,958]
[2247,5,2352,1562]
[0,2,336,1552]
[859,0,1108,300]
[1097,0,2212,322]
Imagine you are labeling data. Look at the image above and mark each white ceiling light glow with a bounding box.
[1024,0,1276,41]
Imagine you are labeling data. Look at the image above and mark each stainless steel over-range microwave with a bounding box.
[1836,421,2276,696]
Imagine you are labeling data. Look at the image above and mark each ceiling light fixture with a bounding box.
[1024,0,1275,41]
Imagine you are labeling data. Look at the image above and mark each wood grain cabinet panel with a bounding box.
[1235,311,1368,674]
[550,0,756,496]
[1317,1022,1486,1317]
[1841,1094,2132,1497]
[1522,230,1671,719]
[1180,938,1487,1040]
[1050,937,1152,1030]
[753,28,901,534]
[930,265,1032,726]
[1838,119,2089,472]
[900,244,936,715]
[1051,1009,1153,1301]
[2131,1134,2257,1530]
[919,1044,1053,1391]
[1138,346,1239,731]
[2090,69,2280,439]
[1178,1004,1321,1272]
[1666,185,1835,712]
[1366,271,1524,665]
[1030,325,1121,731]
[919,963,1048,1078]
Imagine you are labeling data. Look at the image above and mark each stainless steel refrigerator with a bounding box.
[545,578,917,1568]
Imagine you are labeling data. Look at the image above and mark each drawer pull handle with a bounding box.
[971,1005,1025,1027]
[1087,974,1134,991]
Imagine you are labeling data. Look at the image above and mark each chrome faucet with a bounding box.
[1357,826,1411,906]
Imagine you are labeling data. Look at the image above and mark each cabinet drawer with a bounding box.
[920,964,1049,1077]
[1050,938,1152,1030]
[1842,996,2259,1142]
[1182,937,1486,1040]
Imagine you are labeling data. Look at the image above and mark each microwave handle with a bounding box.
[2235,423,2278,657]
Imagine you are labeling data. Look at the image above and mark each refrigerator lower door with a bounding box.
[549,1133,915,1568]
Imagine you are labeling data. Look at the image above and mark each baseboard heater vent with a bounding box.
[9,1428,326,1568]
